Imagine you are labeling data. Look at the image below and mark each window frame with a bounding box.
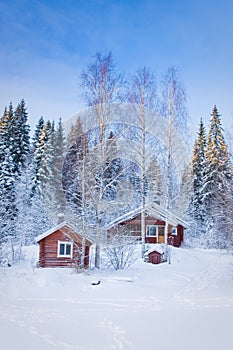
[146,225,158,237]
[146,225,165,239]
[57,241,73,258]
[171,227,177,236]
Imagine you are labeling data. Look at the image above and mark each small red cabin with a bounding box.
[36,222,93,268]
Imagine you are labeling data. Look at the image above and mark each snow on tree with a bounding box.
[80,52,124,268]
[13,99,30,173]
[37,120,54,192]
[201,106,233,248]
[146,157,163,205]
[14,157,53,248]
[187,107,233,249]
[47,118,67,217]
[160,67,188,252]
[32,116,45,151]
[176,163,193,219]
[0,101,31,264]
[126,66,158,257]
[32,119,52,195]
[103,225,139,270]
[188,118,207,237]
[0,148,17,264]
[32,118,67,223]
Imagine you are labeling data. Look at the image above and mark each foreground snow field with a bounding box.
[0,246,232,350]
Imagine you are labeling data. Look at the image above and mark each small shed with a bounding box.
[144,245,165,265]
[36,222,93,268]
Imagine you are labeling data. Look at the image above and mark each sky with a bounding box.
[0,0,233,136]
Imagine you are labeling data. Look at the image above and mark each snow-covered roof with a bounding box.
[35,221,93,244]
[145,244,165,255]
[106,202,189,229]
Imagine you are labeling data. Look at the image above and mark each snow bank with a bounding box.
[0,245,232,350]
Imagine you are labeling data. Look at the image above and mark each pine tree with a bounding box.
[202,106,233,248]
[191,118,207,226]
[0,104,18,260]
[0,104,14,168]
[0,101,30,263]
[63,116,86,211]
[14,160,52,246]
[31,117,46,195]
[50,118,67,215]
[147,158,163,205]
[32,116,45,151]
[13,99,30,173]
[34,120,53,193]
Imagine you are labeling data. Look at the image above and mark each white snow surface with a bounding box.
[0,245,232,350]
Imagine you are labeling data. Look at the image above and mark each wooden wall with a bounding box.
[38,229,90,268]
[115,214,184,247]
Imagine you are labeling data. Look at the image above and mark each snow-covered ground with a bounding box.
[0,245,232,350]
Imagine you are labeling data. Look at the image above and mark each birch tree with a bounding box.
[80,52,124,268]
[160,67,188,257]
[127,66,158,257]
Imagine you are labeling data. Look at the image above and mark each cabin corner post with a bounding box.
[141,208,146,258]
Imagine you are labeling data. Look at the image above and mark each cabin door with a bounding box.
[158,226,165,244]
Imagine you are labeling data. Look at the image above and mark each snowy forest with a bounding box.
[0,52,232,267]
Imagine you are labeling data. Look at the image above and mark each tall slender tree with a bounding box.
[191,118,207,227]
[32,116,45,151]
[81,52,124,268]
[127,66,158,257]
[160,67,188,252]
[0,101,31,263]
[202,106,233,247]
[13,99,30,173]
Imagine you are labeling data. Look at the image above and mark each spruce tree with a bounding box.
[31,117,46,194]
[0,101,30,263]
[202,106,233,248]
[32,116,45,151]
[33,120,53,193]
[63,117,87,214]
[147,157,163,205]
[191,118,207,226]
[13,99,30,173]
[50,118,66,215]
[0,104,17,261]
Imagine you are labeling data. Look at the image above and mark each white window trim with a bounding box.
[57,241,73,258]
[171,227,177,236]
[146,225,165,239]
[146,225,158,237]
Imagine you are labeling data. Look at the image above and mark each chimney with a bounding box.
[57,213,65,224]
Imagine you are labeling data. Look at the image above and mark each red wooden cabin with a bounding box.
[107,202,188,247]
[36,222,93,268]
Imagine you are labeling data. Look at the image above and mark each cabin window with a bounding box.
[58,241,73,258]
[146,225,165,239]
[126,224,141,237]
[171,227,177,235]
[146,225,157,236]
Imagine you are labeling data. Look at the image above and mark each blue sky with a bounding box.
[0,0,233,135]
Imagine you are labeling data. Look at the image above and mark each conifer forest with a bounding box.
[0,53,232,266]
